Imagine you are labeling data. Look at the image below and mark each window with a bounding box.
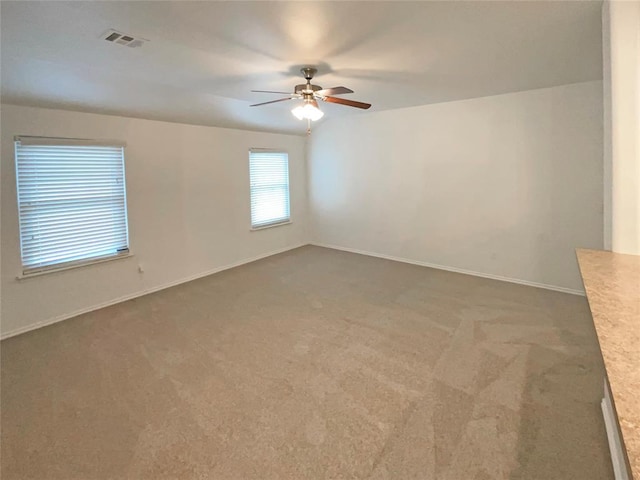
[249,150,290,229]
[14,136,130,276]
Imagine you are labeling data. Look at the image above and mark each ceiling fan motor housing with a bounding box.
[294,84,322,95]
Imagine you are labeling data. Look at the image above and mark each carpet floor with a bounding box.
[1,246,613,479]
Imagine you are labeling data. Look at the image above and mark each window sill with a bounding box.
[250,220,292,231]
[16,253,135,281]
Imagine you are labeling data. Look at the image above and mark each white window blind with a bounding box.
[15,137,130,275]
[249,150,290,228]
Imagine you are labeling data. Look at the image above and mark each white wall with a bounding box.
[607,0,640,255]
[1,105,308,337]
[308,81,604,293]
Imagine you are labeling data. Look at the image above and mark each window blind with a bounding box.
[249,150,290,228]
[15,139,130,275]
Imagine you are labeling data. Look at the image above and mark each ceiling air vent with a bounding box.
[102,29,147,48]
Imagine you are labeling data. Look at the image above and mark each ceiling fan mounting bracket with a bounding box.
[300,67,317,81]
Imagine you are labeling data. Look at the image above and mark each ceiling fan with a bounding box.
[250,67,371,125]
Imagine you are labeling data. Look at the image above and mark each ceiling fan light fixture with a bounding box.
[292,103,324,121]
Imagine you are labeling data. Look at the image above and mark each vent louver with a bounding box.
[102,29,147,48]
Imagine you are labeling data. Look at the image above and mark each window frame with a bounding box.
[14,136,131,278]
[248,149,291,230]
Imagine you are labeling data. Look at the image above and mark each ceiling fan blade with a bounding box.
[322,96,371,109]
[310,99,320,109]
[251,90,294,95]
[250,97,294,107]
[315,86,354,96]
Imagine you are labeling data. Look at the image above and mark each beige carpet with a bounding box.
[1,246,613,479]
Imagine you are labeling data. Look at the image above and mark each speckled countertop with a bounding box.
[577,248,640,479]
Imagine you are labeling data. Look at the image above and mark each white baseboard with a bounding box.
[1,243,308,341]
[311,243,585,296]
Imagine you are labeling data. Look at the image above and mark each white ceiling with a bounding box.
[1,1,603,136]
